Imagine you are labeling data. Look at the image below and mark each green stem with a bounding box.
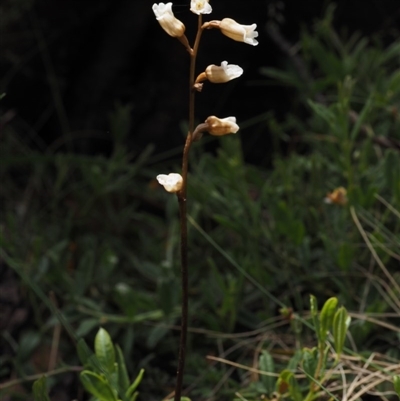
[304,343,325,401]
[174,14,203,401]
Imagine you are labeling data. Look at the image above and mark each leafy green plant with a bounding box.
[79,328,144,401]
[236,295,399,401]
[32,328,144,401]
[394,376,400,397]
[235,296,351,401]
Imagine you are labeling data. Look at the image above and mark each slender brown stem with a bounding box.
[173,14,203,401]
[174,135,191,401]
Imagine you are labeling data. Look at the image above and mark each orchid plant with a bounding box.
[152,1,258,400]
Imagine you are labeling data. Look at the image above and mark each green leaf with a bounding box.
[76,318,99,337]
[288,220,305,245]
[77,338,109,374]
[302,347,318,379]
[384,151,400,201]
[337,243,353,271]
[333,306,350,358]
[125,368,145,398]
[32,377,51,401]
[17,330,41,361]
[129,392,139,401]
[277,370,292,394]
[80,371,117,401]
[394,375,400,396]
[287,349,303,371]
[309,295,320,342]
[212,214,241,232]
[307,100,336,127]
[115,344,130,394]
[276,370,302,401]
[388,69,400,93]
[350,95,374,140]
[288,378,303,401]
[95,328,116,373]
[146,323,169,348]
[77,338,92,365]
[259,350,275,395]
[319,297,338,343]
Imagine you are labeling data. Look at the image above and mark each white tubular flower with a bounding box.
[205,116,239,136]
[205,61,243,83]
[156,173,183,193]
[152,3,185,37]
[190,0,212,15]
[219,18,258,46]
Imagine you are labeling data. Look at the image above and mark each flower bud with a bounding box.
[219,18,258,46]
[190,0,212,15]
[324,187,348,206]
[205,116,239,136]
[152,3,186,38]
[156,173,183,193]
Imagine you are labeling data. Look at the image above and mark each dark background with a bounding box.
[1,0,399,162]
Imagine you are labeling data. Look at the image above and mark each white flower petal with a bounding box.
[190,0,212,15]
[205,61,243,83]
[219,18,258,46]
[152,3,185,37]
[221,61,243,79]
[156,173,183,193]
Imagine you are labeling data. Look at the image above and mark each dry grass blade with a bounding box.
[337,352,400,401]
[350,206,400,311]
[375,194,400,219]
[206,355,280,378]
[349,312,400,333]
